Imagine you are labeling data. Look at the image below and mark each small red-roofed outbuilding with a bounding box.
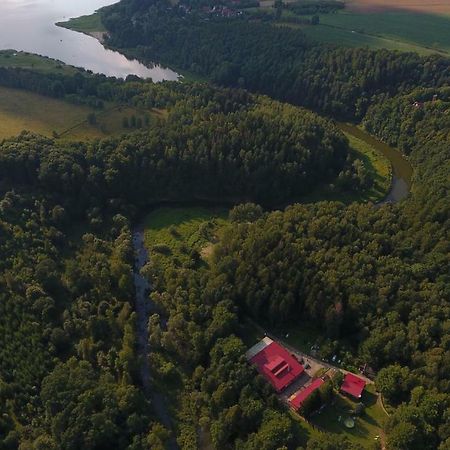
[289,378,324,411]
[340,373,366,399]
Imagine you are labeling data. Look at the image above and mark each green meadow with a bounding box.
[300,10,450,56]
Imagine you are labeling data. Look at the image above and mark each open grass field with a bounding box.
[0,86,160,142]
[57,12,106,34]
[311,385,387,447]
[143,207,228,270]
[0,86,97,140]
[285,0,450,56]
[318,10,450,55]
[0,50,79,75]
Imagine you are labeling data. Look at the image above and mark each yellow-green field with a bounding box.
[290,8,450,56]
[0,50,79,75]
[0,86,161,142]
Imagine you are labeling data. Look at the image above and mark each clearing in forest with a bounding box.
[143,207,228,270]
[0,86,158,141]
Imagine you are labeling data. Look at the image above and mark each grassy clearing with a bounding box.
[300,122,392,204]
[345,132,392,202]
[143,207,228,270]
[311,385,387,447]
[301,10,450,55]
[0,50,78,75]
[57,12,106,34]
[0,86,160,141]
[0,86,95,140]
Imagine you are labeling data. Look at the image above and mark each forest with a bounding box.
[0,0,449,449]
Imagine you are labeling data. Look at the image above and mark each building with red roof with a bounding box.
[289,378,324,411]
[247,337,304,393]
[340,373,366,399]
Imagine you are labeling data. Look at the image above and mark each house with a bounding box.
[340,373,366,399]
[246,337,304,393]
[289,378,324,411]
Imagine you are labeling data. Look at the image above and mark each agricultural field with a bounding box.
[0,86,159,141]
[283,1,450,56]
[346,0,450,14]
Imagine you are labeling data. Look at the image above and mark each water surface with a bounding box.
[338,123,413,203]
[0,0,179,80]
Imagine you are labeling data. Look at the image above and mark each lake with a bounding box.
[0,0,179,80]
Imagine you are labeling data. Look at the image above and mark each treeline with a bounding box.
[0,81,357,449]
[205,91,450,449]
[102,0,450,119]
[0,189,163,448]
[0,95,351,208]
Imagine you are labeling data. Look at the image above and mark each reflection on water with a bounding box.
[0,0,179,80]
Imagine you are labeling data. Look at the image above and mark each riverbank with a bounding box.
[56,12,108,43]
[339,123,413,203]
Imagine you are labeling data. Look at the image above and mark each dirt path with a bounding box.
[132,228,179,450]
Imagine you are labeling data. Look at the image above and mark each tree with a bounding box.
[376,365,411,405]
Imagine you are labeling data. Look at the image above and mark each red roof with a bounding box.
[289,378,324,410]
[341,373,366,398]
[250,341,304,392]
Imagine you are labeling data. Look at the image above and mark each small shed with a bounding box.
[340,373,366,399]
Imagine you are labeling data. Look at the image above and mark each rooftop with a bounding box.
[341,373,366,399]
[289,378,325,410]
[249,339,304,392]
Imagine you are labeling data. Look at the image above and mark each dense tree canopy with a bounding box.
[0,0,449,448]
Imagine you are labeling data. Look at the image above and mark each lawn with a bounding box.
[0,86,160,141]
[311,385,387,447]
[143,207,229,270]
[301,10,450,55]
[0,50,78,75]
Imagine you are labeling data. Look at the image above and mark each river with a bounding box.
[338,123,413,203]
[0,0,178,80]
[132,229,179,450]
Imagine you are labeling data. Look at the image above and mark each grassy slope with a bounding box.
[57,12,106,34]
[0,86,160,141]
[0,50,78,75]
[300,10,450,55]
